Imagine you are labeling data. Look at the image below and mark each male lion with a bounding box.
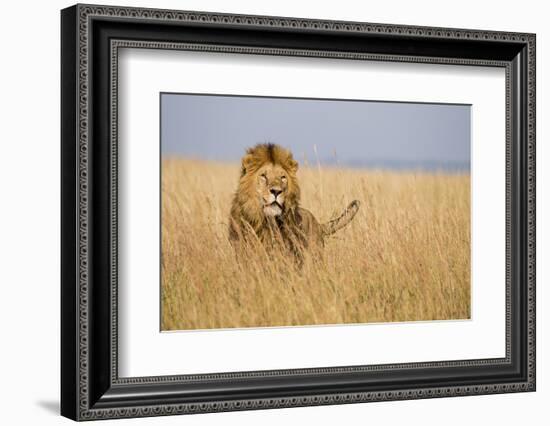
[229,143,360,260]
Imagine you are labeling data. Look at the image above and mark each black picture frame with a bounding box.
[61,3,536,421]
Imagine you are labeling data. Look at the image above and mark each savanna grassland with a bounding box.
[161,157,470,331]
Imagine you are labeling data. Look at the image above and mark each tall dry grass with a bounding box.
[161,157,470,331]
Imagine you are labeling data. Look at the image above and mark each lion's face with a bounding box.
[256,163,289,217]
[233,143,300,225]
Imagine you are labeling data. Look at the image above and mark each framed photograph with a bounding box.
[61,4,536,421]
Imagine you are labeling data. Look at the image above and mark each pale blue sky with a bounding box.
[161,93,470,171]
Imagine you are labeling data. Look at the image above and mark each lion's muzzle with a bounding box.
[263,191,285,217]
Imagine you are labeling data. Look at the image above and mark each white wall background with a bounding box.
[0,0,546,424]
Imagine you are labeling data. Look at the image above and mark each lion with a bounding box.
[229,143,360,260]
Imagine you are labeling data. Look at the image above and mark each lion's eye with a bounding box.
[281,175,287,181]
[260,173,267,183]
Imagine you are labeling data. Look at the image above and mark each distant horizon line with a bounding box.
[161,154,470,173]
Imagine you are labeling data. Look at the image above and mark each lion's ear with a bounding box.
[241,154,254,176]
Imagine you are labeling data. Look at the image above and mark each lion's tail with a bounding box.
[321,200,360,236]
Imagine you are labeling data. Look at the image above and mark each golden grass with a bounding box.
[161,157,470,331]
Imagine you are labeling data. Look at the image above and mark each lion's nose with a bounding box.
[270,188,282,197]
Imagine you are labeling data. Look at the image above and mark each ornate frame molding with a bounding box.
[61,4,535,421]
